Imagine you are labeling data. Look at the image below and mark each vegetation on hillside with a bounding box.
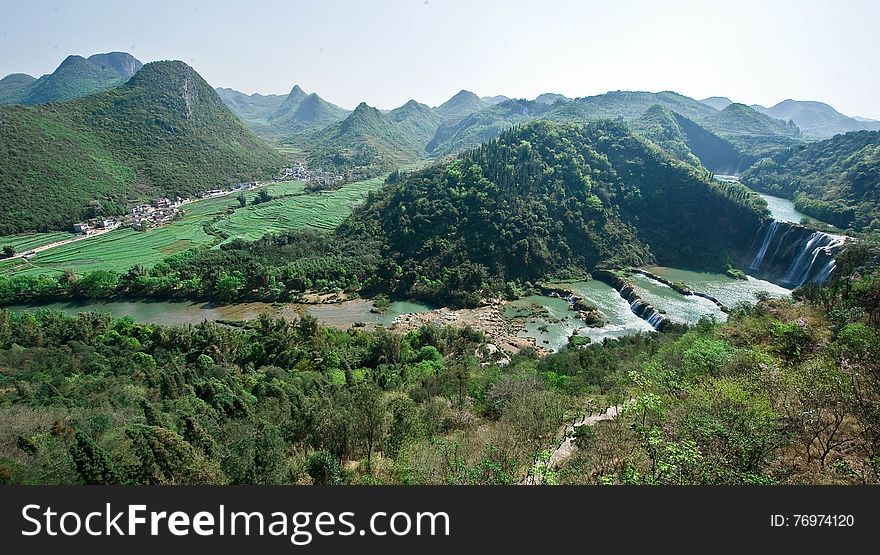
[0,61,284,234]
[1,241,878,485]
[741,130,880,230]
[338,120,767,306]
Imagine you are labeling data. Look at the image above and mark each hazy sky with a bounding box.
[2,0,878,118]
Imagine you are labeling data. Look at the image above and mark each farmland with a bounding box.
[0,177,384,277]
[0,231,77,253]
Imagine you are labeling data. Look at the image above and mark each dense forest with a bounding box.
[0,121,768,309]
[2,241,878,485]
[0,61,284,234]
[741,130,880,230]
[337,120,768,305]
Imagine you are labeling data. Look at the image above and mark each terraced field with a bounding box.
[0,177,384,277]
[0,232,77,252]
[213,178,382,243]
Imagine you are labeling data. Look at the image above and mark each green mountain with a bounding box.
[426,91,798,163]
[481,95,510,106]
[297,102,419,174]
[264,85,349,134]
[757,99,874,139]
[558,91,718,122]
[699,96,733,110]
[741,130,880,230]
[0,52,142,107]
[86,52,143,78]
[0,73,36,104]
[387,99,441,147]
[340,120,767,305]
[631,106,751,174]
[535,92,569,105]
[0,61,284,234]
[426,99,551,156]
[215,87,285,124]
[435,90,486,122]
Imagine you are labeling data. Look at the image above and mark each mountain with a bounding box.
[215,87,285,124]
[700,96,733,110]
[699,103,801,155]
[0,61,284,234]
[297,102,420,175]
[387,99,441,147]
[264,85,349,134]
[631,105,749,173]
[760,99,874,139]
[340,120,767,305]
[741,130,880,230]
[0,53,143,106]
[0,73,36,104]
[481,95,510,106]
[425,90,783,164]
[535,93,569,105]
[435,90,486,122]
[86,52,143,78]
[427,98,551,156]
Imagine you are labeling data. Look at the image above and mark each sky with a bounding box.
[1,0,878,118]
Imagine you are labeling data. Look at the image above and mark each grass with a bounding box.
[0,178,384,277]
[213,178,382,243]
[0,232,77,252]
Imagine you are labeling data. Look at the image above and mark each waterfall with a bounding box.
[745,220,846,288]
[749,221,779,269]
[629,299,665,330]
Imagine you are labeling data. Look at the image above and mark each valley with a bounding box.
[1,44,879,488]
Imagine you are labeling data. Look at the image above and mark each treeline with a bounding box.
[741,130,880,231]
[2,240,880,484]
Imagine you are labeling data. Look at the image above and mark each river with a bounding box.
[6,298,435,328]
[760,193,808,224]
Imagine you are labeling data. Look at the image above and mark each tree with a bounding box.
[353,382,387,467]
[306,451,343,485]
[1,245,15,258]
[252,190,273,205]
[69,430,122,485]
[236,192,247,207]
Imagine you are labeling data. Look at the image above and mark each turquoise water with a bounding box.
[509,281,655,352]
[645,266,790,308]
[760,193,808,224]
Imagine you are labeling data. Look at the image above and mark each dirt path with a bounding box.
[3,181,272,263]
[524,404,624,485]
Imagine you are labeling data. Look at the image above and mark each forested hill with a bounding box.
[741,130,880,230]
[0,61,284,234]
[339,120,768,305]
[0,52,143,106]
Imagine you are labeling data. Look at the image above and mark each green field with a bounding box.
[214,178,382,243]
[0,231,77,252]
[0,178,384,277]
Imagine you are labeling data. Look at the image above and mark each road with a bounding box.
[2,181,270,264]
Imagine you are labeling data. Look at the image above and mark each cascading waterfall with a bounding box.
[629,299,665,330]
[745,220,847,288]
[750,220,779,269]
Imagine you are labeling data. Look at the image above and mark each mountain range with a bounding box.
[0,61,282,234]
[0,52,143,105]
[700,96,880,139]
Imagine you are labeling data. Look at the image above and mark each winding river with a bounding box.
[5,195,809,352]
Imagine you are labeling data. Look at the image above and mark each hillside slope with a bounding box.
[339,120,768,304]
[758,99,873,139]
[0,53,143,106]
[0,61,284,234]
[741,130,880,230]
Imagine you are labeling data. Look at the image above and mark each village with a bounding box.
[69,163,342,236]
